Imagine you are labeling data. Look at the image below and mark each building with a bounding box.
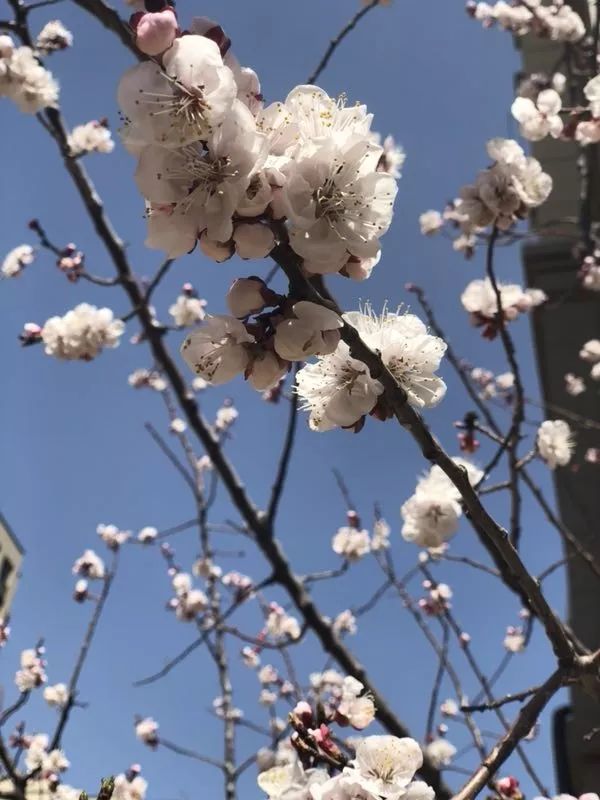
[0,513,24,620]
[519,2,600,792]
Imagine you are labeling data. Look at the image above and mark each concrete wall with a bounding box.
[520,3,600,791]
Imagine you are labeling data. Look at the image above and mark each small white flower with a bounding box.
[68,120,114,156]
[537,420,574,469]
[511,89,563,141]
[504,625,526,653]
[97,523,130,550]
[580,339,600,363]
[332,526,371,561]
[44,683,70,709]
[333,610,357,636]
[584,74,600,118]
[424,737,456,768]
[138,526,158,543]
[419,210,443,235]
[36,20,72,52]
[337,677,376,730]
[72,549,105,579]
[440,698,459,717]
[169,294,206,328]
[135,717,159,746]
[371,518,391,551]
[2,244,34,278]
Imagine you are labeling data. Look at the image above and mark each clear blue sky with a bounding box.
[0,1,569,797]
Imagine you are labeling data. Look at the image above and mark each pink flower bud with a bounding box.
[233,224,275,260]
[133,7,177,56]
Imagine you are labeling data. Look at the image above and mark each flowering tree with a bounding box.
[1,1,600,800]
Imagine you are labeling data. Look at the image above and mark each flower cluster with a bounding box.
[181,296,342,391]
[0,34,59,112]
[118,13,399,276]
[295,305,447,432]
[68,119,115,156]
[580,338,600,383]
[467,1,585,42]
[258,735,434,800]
[401,459,483,548]
[458,139,552,232]
[38,303,125,361]
[461,278,546,338]
[15,646,47,692]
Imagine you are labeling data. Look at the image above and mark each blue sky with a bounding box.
[0,1,570,797]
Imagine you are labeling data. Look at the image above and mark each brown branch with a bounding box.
[50,552,118,750]
[453,670,564,800]
[270,238,574,667]
[70,0,137,56]
[267,370,299,525]
[461,685,542,714]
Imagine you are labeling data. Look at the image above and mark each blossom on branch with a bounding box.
[295,305,447,432]
[41,303,125,361]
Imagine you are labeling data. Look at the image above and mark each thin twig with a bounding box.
[307,0,382,85]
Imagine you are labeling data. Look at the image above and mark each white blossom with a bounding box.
[296,306,446,432]
[419,210,443,235]
[135,100,267,249]
[72,549,105,580]
[41,303,124,361]
[584,74,600,118]
[265,603,301,641]
[333,610,357,636]
[401,459,483,548]
[459,139,551,231]
[113,774,148,800]
[371,518,391,551]
[580,339,600,363]
[565,373,586,396]
[97,523,130,550]
[135,717,159,746]
[35,20,72,52]
[43,683,70,709]
[424,737,456,768]
[170,572,208,621]
[169,294,207,327]
[312,736,432,800]
[2,244,34,278]
[0,45,59,112]
[537,420,574,469]
[337,677,376,730]
[181,315,254,385]
[331,526,371,561]
[282,134,397,275]
[118,36,237,149]
[15,648,46,692]
[68,120,114,156]
[511,89,563,141]
[504,626,526,653]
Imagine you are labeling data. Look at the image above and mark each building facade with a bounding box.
[519,2,600,791]
[0,513,24,620]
